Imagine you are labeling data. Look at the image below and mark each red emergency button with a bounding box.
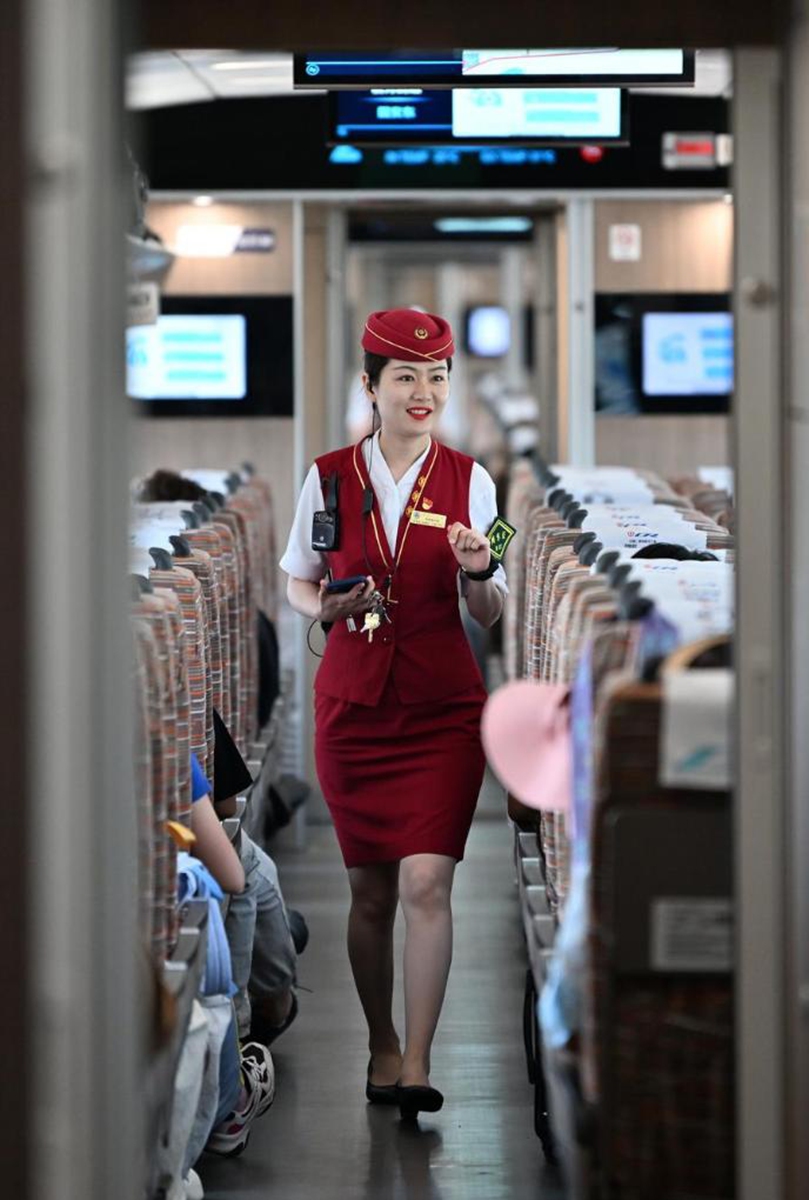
[580,145,604,164]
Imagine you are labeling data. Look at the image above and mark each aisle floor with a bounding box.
[198,801,565,1200]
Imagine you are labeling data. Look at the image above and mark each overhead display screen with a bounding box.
[330,87,627,146]
[142,94,730,193]
[296,48,694,88]
[642,312,734,397]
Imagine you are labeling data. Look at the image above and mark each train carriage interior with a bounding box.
[2,5,808,1200]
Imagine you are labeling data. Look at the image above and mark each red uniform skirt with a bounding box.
[314,679,487,868]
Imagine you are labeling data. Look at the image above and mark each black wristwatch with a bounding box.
[461,559,499,582]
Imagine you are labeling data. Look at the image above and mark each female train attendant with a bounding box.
[280,309,507,1118]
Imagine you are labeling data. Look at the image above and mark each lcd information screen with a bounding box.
[144,93,730,193]
[127,315,247,400]
[467,307,511,357]
[461,49,687,80]
[330,87,626,146]
[595,293,731,415]
[642,312,734,396]
[296,48,694,88]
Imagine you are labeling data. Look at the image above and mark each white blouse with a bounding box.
[279,433,508,594]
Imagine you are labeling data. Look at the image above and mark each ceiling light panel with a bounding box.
[126,52,212,110]
[180,50,296,97]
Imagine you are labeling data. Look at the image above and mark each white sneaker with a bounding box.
[240,1041,276,1117]
[184,1169,204,1200]
[205,1043,275,1156]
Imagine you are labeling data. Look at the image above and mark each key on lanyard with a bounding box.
[362,591,390,643]
[362,611,381,643]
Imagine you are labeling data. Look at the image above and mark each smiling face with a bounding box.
[363,358,450,440]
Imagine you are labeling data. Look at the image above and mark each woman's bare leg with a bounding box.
[347,860,402,1084]
[398,854,456,1087]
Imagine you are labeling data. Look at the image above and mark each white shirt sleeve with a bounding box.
[462,461,509,595]
[279,463,329,582]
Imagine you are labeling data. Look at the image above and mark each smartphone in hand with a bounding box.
[324,575,368,595]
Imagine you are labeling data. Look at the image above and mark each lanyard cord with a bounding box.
[360,410,391,588]
[357,427,439,601]
[360,411,380,583]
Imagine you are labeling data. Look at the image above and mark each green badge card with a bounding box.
[486,517,517,562]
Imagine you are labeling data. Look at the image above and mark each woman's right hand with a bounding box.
[317,576,376,624]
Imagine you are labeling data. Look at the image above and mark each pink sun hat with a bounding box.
[481,680,572,812]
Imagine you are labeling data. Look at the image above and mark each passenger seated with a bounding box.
[138,469,211,503]
[138,466,306,1046]
[189,749,245,895]
[186,754,276,1161]
[211,709,303,1046]
[631,541,719,562]
[161,754,273,1199]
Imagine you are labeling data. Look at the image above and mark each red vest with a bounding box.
[314,440,484,706]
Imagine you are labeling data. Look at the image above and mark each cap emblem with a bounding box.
[414,327,429,340]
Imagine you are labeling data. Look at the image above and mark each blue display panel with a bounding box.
[330,87,627,146]
[594,293,732,416]
[295,48,694,88]
[128,296,293,418]
[642,312,734,397]
[127,315,247,400]
[466,307,511,357]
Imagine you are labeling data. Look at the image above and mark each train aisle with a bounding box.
[200,794,564,1200]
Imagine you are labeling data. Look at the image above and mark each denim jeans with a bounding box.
[225,833,297,1037]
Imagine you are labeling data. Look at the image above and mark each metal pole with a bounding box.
[435,261,468,448]
[325,206,348,451]
[534,213,559,462]
[500,245,526,391]
[564,198,595,465]
[733,46,786,1200]
[783,15,809,1194]
[25,0,137,1194]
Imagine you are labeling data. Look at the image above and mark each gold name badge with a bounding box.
[411,510,447,529]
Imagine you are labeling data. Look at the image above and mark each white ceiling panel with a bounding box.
[126,50,306,109]
[126,52,213,110]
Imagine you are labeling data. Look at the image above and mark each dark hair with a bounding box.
[631,542,719,562]
[138,469,208,503]
[363,352,453,391]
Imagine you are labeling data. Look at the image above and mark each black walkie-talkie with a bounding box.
[312,472,340,551]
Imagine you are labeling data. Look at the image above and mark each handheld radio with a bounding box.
[312,471,340,551]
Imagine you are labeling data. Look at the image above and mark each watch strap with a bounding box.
[462,559,499,582]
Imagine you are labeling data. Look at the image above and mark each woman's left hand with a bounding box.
[447,522,491,575]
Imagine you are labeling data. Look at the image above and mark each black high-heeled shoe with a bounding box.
[366,1058,401,1106]
[397,1084,444,1118]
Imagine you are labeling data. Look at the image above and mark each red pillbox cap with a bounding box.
[362,308,455,362]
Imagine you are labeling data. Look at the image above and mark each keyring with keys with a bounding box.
[361,589,391,643]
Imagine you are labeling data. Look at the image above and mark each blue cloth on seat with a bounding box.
[190,753,211,803]
[177,852,236,997]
